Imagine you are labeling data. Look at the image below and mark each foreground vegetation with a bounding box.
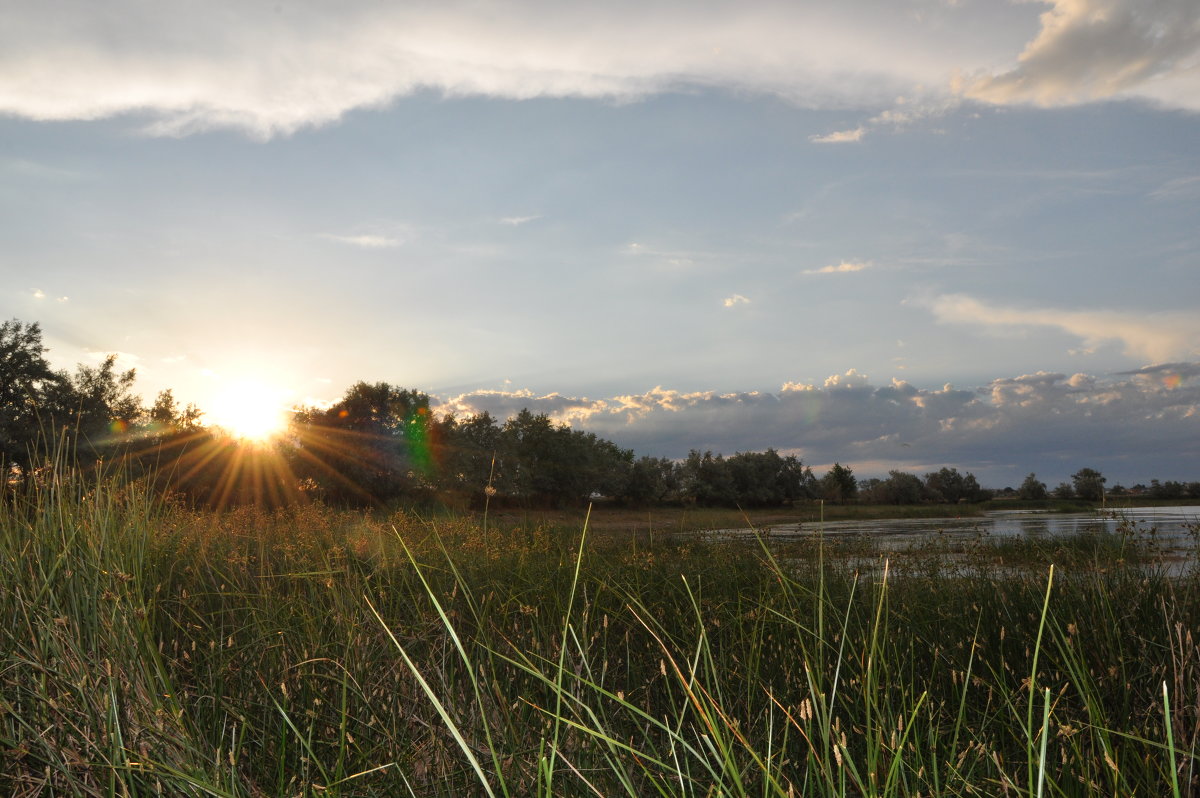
[2,470,1198,796]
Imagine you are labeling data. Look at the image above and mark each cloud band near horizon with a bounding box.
[437,364,1200,487]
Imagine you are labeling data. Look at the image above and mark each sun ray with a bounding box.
[208,380,288,441]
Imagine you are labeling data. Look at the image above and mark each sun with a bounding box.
[209,380,289,441]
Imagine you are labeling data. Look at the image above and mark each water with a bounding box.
[711,505,1200,567]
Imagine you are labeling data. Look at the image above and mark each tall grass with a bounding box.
[2,467,1197,795]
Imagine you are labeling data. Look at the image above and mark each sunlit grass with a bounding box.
[2,467,1197,795]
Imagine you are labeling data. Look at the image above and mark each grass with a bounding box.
[2,467,1198,795]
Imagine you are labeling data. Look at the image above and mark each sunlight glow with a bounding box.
[208,380,288,441]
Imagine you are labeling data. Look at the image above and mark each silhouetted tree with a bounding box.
[1071,467,1106,501]
[0,319,64,471]
[820,462,857,504]
[924,467,985,503]
[289,382,435,504]
[621,456,681,505]
[680,450,736,506]
[1018,473,1048,500]
[867,470,924,504]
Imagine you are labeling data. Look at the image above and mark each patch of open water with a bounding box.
[708,505,1200,573]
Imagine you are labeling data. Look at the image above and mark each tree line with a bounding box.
[8,318,1190,509]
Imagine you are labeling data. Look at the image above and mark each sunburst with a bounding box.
[208,380,288,441]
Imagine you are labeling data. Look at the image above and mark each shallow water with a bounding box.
[711,505,1200,566]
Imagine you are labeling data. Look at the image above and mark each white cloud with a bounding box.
[966,0,1200,109]
[320,233,404,249]
[804,260,870,275]
[810,94,960,143]
[823,368,872,390]
[55,296,69,303]
[3,0,1189,137]
[722,294,751,308]
[86,350,140,370]
[500,215,542,226]
[3,158,88,181]
[1151,175,1200,201]
[925,293,1200,362]
[810,126,865,143]
[0,1,1053,138]
[32,289,45,299]
[440,389,607,426]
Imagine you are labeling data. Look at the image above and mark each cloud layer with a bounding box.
[439,364,1200,486]
[3,0,1197,137]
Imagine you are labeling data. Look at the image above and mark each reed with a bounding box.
[2,467,1196,795]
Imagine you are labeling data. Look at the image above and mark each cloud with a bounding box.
[440,389,608,426]
[722,294,751,308]
[0,0,1120,138]
[925,293,1200,362]
[500,215,541,226]
[1151,175,1200,201]
[32,289,45,299]
[320,233,403,249]
[3,157,88,181]
[804,260,870,275]
[5,0,1192,137]
[810,126,865,144]
[1120,362,1200,380]
[440,364,1200,485]
[966,0,1200,108]
[810,93,960,143]
[623,241,710,269]
[86,350,140,370]
[55,296,69,303]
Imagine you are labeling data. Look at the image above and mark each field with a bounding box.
[3,472,1198,796]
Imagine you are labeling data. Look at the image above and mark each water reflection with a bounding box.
[715,505,1200,560]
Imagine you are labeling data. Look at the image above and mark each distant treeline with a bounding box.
[6,318,1194,509]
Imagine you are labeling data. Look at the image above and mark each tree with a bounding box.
[878,470,925,504]
[820,462,857,504]
[1071,468,1106,502]
[924,467,985,504]
[1052,482,1075,500]
[1149,479,1184,500]
[726,449,814,506]
[289,382,435,504]
[0,319,64,470]
[147,389,202,432]
[438,411,503,500]
[680,450,735,506]
[1018,473,1047,500]
[621,456,680,505]
[498,409,632,506]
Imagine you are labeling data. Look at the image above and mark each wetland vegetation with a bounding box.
[3,468,1198,796]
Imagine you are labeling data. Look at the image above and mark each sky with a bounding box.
[2,0,1198,488]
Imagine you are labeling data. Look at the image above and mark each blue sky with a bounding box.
[2,0,1198,487]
